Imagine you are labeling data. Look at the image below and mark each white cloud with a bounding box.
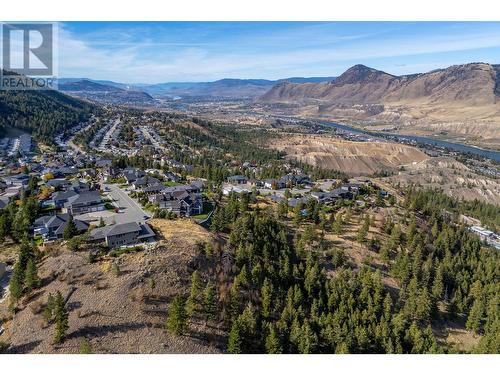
[57,23,500,83]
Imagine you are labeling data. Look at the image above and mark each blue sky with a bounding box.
[58,22,500,83]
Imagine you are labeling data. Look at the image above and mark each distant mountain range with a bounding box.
[58,79,155,106]
[58,76,336,98]
[259,63,500,141]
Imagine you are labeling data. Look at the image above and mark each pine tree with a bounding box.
[203,281,217,322]
[186,271,202,317]
[431,264,444,299]
[210,206,225,232]
[357,215,370,244]
[298,320,318,354]
[466,297,485,333]
[293,203,303,224]
[228,282,241,321]
[63,215,78,240]
[43,293,55,325]
[227,320,243,354]
[277,200,288,219]
[24,258,39,294]
[265,325,282,354]
[166,296,188,335]
[53,291,69,345]
[332,214,343,235]
[9,262,24,308]
[261,278,272,319]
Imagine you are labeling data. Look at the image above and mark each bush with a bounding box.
[0,341,9,353]
[108,245,144,258]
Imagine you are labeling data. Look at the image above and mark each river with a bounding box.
[317,120,500,162]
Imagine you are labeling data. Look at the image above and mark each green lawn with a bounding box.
[163,181,182,187]
[192,201,214,220]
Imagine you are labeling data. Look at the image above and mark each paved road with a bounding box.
[104,184,151,224]
[98,118,121,151]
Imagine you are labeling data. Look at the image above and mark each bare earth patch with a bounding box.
[271,133,428,175]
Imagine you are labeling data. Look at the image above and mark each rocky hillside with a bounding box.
[260,63,500,142]
[271,134,429,175]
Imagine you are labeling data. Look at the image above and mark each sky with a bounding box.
[55,22,500,83]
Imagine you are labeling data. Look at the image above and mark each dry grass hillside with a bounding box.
[0,220,227,354]
[271,134,428,175]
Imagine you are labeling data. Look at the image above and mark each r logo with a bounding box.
[2,23,53,76]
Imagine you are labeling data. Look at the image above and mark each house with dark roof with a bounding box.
[263,179,285,190]
[227,175,248,185]
[142,184,169,195]
[63,191,105,215]
[46,178,71,190]
[88,222,155,248]
[52,190,79,208]
[103,166,121,181]
[151,189,202,216]
[341,183,362,193]
[132,176,161,191]
[122,168,146,184]
[33,213,89,241]
[95,158,112,168]
[310,188,350,204]
[165,171,182,183]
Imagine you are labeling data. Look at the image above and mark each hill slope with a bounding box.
[0,73,94,143]
[59,79,125,92]
[260,63,500,142]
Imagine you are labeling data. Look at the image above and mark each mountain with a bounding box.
[58,77,336,98]
[142,77,336,97]
[59,79,125,92]
[260,63,500,141]
[0,71,94,143]
[58,79,155,106]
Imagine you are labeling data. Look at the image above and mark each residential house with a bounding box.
[165,171,182,183]
[341,183,362,194]
[263,179,285,190]
[88,222,155,248]
[132,176,161,191]
[223,184,251,196]
[122,168,146,184]
[151,190,202,216]
[33,213,89,241]
[63,191,105,215]
[46,178,71,190]
[310,188,349,204]
[227,175,248,185]
[103,166,120,181]
[52,190,79,208]
[95,158,112,168]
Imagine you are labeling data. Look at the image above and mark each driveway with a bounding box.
[103,184,151,224]
[74,185,151,225]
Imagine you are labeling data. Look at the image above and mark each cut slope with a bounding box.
[271,134,429,175]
